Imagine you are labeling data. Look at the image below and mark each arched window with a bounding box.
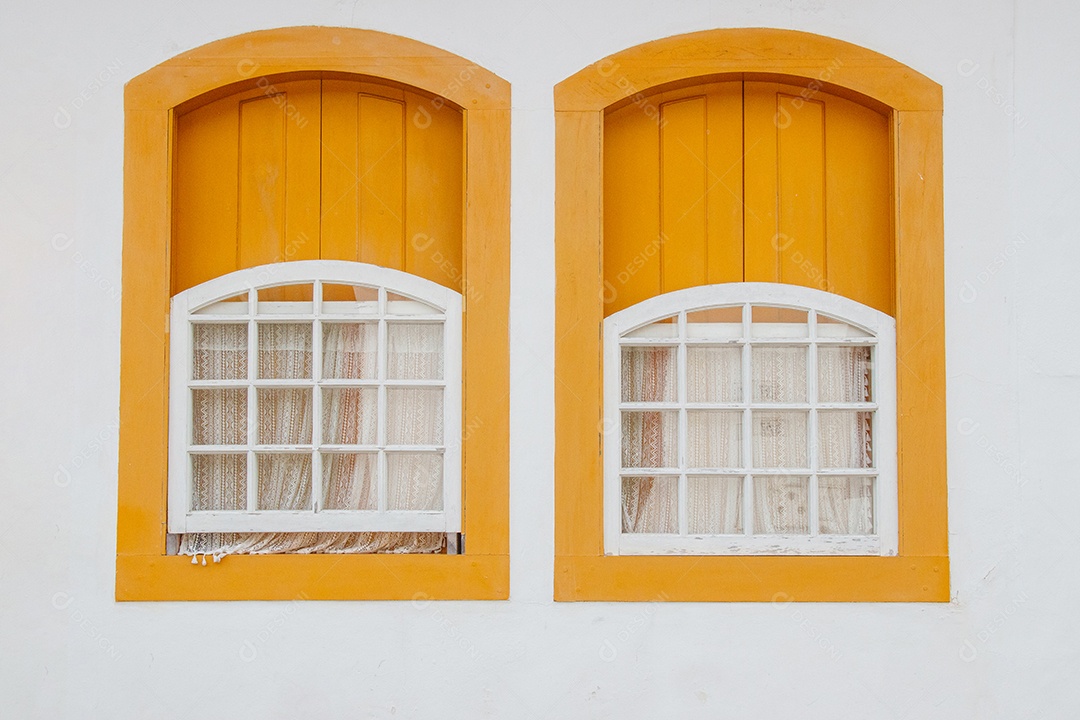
[604,283,896,556]
[555,29,946,602]
[118,28,509,601]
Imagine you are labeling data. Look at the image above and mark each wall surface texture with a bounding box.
[0,0,1076,717]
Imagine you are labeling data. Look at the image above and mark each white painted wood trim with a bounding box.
[603,315,623,555]
[603,282,898,557]
[618,533,882,556]
[441,291,463,533]
[181,510,451,534]
[167,290,193,534]
[184,260,457,314]
[167,260,463,537]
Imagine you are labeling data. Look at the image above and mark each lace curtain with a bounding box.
[620,343,873,536]
[179,321,445,557]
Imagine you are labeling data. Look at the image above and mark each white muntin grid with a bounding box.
[603,282,898,556]
[168,260,462,536]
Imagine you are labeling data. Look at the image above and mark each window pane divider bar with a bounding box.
[376,315,447,322]
[619,466,848,476]
[677,311,688,536]
[247,314,320,321]
[246,287,258,512]
[189,445,249,453]
[185,378,447,389]
[311,280,323,513]
[741,303,753,536]
[377,287,388,513]
[620,401,877,411]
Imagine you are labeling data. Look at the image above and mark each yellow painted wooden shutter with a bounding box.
[603,79,893,316]
[172,77,463,296]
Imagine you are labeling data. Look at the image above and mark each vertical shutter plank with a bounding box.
[742,82,781,283]
[358,93,406,269]
[705,83,744,285]
[172,97,240,293]
[603,101,661,315]
[238,94,287,268]
[777,94,827,292]
[404,90,464,292]
[660,97,708,293]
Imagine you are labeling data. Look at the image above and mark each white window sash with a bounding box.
[167,260,462,535]
[603,282,898,557]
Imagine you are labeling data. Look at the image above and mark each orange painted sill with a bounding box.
[116,553,509,601]
[554,555,949,602]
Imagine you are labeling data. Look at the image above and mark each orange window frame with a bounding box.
[554,28,948,602]
[117,27,510,601]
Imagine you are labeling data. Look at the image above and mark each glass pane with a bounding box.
[322,388,378,445]
[387,323,444,380]
[817,313,872,338]
[387,452,443,510]
[387,291,439,316]
[751,306,808,339]
[753,476,809,534]
[621,476,678,533]
[818,411,874,468]
[686,346,742,403]
[258,323,312,379]
[192,388,247,445]
[752,411,808,468]
[257,284,314,314]
[322,283,379,314]
[192,324,248,380]
[752,346,807,403]
[194,292,249,315]
[256,454,312,510]
[819,476,875,534]
[257,388,313,445]
[386,387,444,445]
[322,322,377,379]
[686,411,742,468]
[686,306,743,339]
[624,315,677,339]
[621,411,677,468]
[818,346,873,403]
[322,453,377,510]
[621,346,676,403]
[191,454,247,510]
[688,476,743,534]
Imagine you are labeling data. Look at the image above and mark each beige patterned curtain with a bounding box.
[620,341,873,536]
[179,321,445,558]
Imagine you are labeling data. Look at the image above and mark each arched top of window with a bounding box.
[555,27,940,113]
[605,282,893,341]
[127,26,509,112]
[175,260,462,317]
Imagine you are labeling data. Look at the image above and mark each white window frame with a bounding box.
[167,260,462,535]
[603,282,897,556]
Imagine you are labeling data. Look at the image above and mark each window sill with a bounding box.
[554,554,948,602]
[116,552,509,601]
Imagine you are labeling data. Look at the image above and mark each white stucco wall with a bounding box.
[1,0,1076,717]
